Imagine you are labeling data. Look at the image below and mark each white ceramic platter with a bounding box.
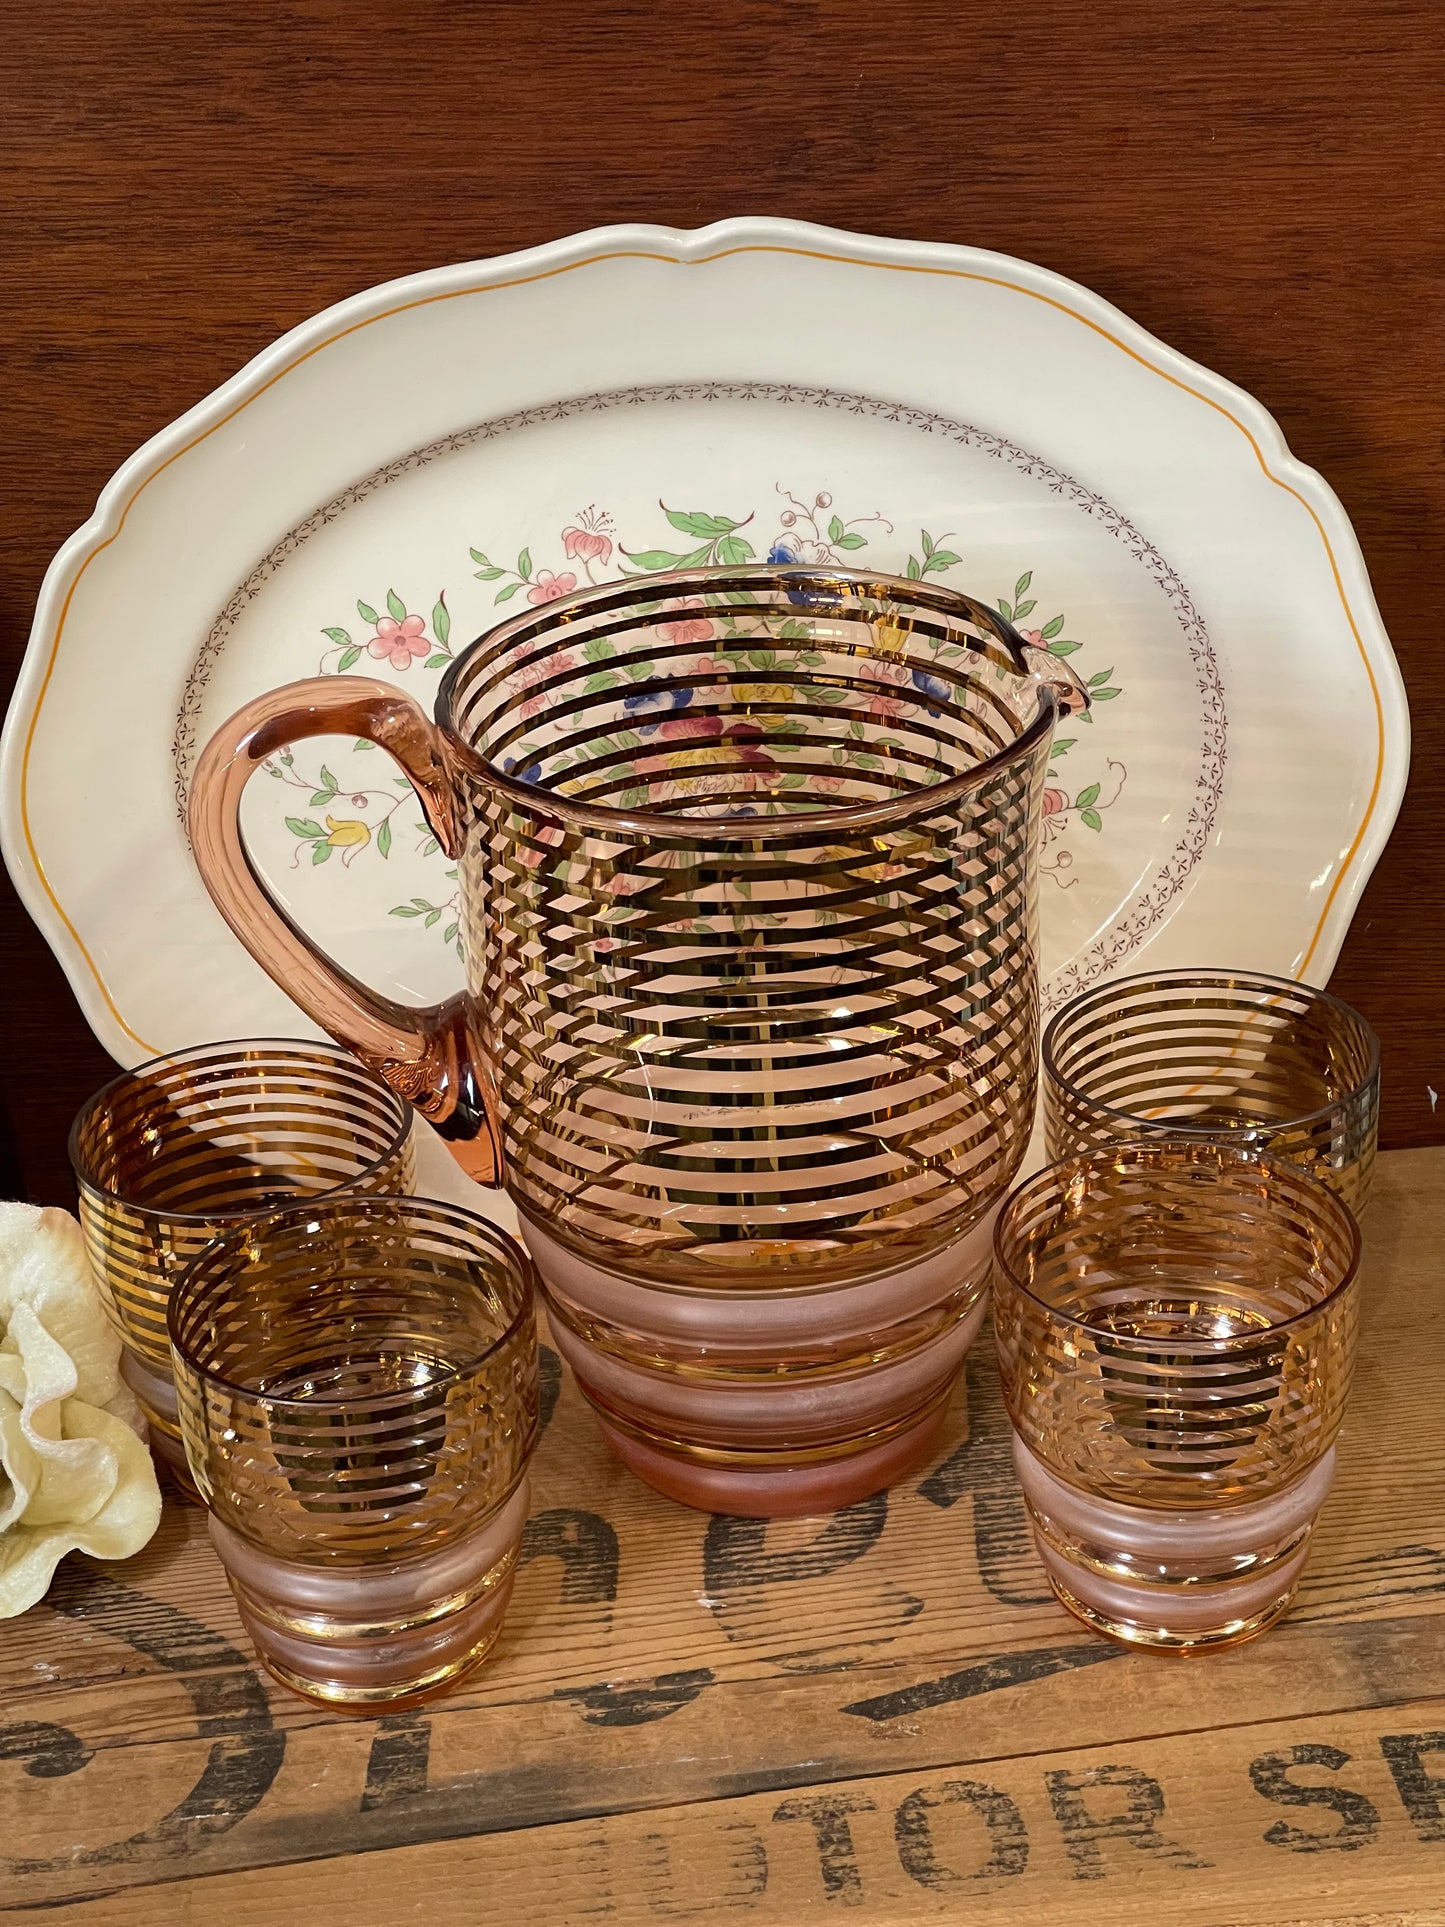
[1,219,1409,1096]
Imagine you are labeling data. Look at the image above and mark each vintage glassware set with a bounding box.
[72,569,1381,1705]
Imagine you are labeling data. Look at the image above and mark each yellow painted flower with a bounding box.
[325,815,372,865]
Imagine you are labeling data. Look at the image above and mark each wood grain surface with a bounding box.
[1,0,1443,1202]
[0,1144,1442,1924]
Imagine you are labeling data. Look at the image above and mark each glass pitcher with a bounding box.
[190,567,1086,1513]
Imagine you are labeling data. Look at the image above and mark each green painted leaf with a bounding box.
[390,905,420,917]
[1048,639,1082,656]
[395,777,413,789]
[924,551,960,575]
[620,543,713,572]
[385,589,407,623]
[828,515,845,542]
[468,548,492,565]
[665,507,737,538]
[799,649,825,665]
[1075,782,1101,809]
[832,747,846,764]
[835,531,867,550]
[425,909,441,928]
[322,626,351,646]
[583,637,618,663]
[921,530,934,556]
[747,650,776,670]
[421,838,440,857]
[849,718,865,739]
[432,597,451,646]
[906,556,922,580]
[377,819,392,860]
[780,773,807,789]
[1088,668,1114,687]
[854,753,880,768]
[357,600,379,624]
[286,817,324,838]
[1040,615,1065,640]
[309,789,333,806]
[1013,599,1036,620]
[1091,687,1122,701]
[320,766,338,792]
[997,598,1013,620]
[311,840,333,865]
[1080,807,1103,832]
[1015,571,1032,600]
[413,897,432,908]
[443,921,459,945]
[495,581,524,603]
[716,534,754,565]
[473,566,504,582]
[517,548,532,580]
[584,672,621,694]
[423,653,448,669]
[338,646,362,672]
[1052,739,1075,757]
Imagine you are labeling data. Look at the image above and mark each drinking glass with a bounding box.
[191,567,1088,1514]
[169,1196,537,1710]
[994,1140,1361,1652]
[70,1039,414,1486]
[1042,969,1379,1211]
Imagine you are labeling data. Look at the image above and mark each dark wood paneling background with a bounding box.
[2,0,1441,1204]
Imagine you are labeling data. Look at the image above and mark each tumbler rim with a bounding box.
[993,1136,1363,1343]
[1041,967,1381,1140]
[69,1035,414,1228]
[167,1193,536,1407]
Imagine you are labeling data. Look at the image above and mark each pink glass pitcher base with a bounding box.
[527,1213,995,1518]
[209,1476,531,1711]
[1013,1435,1338,1654]
[592,1396,952,1517]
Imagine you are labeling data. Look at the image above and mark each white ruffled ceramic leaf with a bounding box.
[0,1203,161,1617]
[0,1207,128,1406]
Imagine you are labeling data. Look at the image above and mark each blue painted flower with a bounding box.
[768,540,799,565]
[910,668,953,702]
[623,685,695,734]
[501,754,544,786]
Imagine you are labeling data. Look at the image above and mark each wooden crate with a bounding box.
[3,1149,1443,1924]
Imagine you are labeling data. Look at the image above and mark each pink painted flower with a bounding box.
[368,614,429,670]
[1043,787,1067,816]
[513,650,577,720]
[563,525,613,566]
[527,570,578,605]
[1019,629,1044,648]
[658,714,722,741]
[658,598,715,647]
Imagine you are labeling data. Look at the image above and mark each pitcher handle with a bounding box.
[187,676,498,1183]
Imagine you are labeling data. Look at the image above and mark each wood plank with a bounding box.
[1,1148,1443,1920]
[11,1700,1445,1925]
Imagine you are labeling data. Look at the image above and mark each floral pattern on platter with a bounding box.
[276,487,1126,944]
